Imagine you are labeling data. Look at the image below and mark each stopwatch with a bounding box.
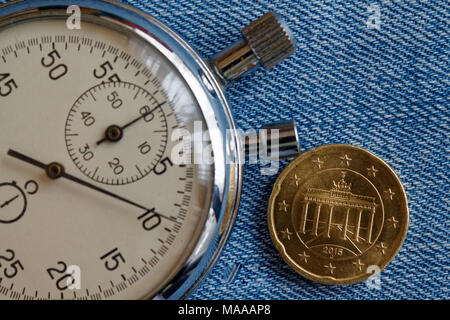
[0,0,298,300]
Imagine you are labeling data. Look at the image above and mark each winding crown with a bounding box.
[242,12,296,69]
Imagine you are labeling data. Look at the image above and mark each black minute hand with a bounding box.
[7,149,176,223]
[96,101,166,146]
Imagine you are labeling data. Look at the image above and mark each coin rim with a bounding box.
[268,144,409,285]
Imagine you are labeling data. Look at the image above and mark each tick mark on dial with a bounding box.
[135,165,144,177]
[93,166,99,177]
[133,89,141,99]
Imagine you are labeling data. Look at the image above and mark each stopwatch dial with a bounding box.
[65,82,168,185]
[0,13,213,299]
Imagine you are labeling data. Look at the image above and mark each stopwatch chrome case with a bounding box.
[0,0,298,299]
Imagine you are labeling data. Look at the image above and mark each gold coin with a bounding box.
[268,144,408,284]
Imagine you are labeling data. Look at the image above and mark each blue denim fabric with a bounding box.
[2,0,448,299]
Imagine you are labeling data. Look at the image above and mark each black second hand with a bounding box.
[7,149,177,223]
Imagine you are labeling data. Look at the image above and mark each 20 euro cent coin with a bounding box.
[268,144,409,284]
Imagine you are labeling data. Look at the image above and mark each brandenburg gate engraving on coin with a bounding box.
[298,172,378,245]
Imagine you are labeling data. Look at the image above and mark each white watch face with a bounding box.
[0,14,214,300]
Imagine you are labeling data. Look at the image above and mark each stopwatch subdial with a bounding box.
[65,82,169,185]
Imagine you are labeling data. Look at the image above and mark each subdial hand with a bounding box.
[0,194,19,208]
[96,101,166,145]
[6,149,176,223]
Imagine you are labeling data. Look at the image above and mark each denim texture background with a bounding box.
[3,0,448,299]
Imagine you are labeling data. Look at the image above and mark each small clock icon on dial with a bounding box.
[0,182,27,224]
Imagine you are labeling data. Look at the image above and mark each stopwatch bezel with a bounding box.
[0,0,242,300]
